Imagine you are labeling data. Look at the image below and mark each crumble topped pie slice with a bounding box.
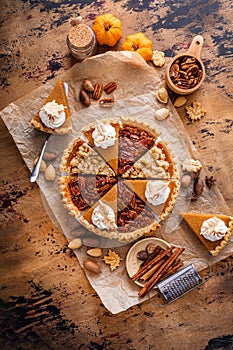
[58,174,117,218]
[180,212,233,256]
[82,118,119,174]
[121,140,179,179]
[124,179,180,221]
[80,184,118,239]
[118,117,161,176]
[117,180,160,242]
[31,80,72,134]
[60,137,115,176]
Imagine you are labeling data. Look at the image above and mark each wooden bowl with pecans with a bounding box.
[165,35,205,95]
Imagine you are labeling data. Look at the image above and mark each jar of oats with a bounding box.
[67,22,97,61]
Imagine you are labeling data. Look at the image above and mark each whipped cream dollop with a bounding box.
[39,100,66,128]
[92,123,116,149]
[145,180,170,206]
[200,217,228,242]
[92,201,117,230]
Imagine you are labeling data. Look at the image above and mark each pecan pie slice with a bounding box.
[80,184,118,239]
[117,180,160,242]
[121,141,179,179]
[58,174,117,218]
[118,117,161,176]
[82,118,119,174]
[180,212,233,256]
[60,137,115,176]
[31,80,72,134]
[124,179,180,222]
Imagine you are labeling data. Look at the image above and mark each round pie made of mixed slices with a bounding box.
[58,117,180,241]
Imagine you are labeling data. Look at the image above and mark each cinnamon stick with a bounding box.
[138,247,185,298]
[160,261,184,281]
[139,258,166,281]
[132,246,173,281]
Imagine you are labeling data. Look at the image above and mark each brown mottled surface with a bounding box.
[0,1,233,349]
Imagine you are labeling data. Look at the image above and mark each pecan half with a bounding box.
[104,82,117,94]
[93,83,103,100]
[99,97,114,107]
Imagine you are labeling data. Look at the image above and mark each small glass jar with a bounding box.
[67,22,97,61]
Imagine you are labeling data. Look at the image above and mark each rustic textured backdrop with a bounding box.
[0,1,233,349]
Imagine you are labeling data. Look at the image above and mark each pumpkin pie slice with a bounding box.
[82,118,119,173]
[117,180,160,242]
[60,137,115,176]
[124,179,180,221]
[118,116,161,176]
[122,140,179,179]
[58,174,117,218]
[180,212,233,256]
[31,80,72,134]
[80,184,118,239]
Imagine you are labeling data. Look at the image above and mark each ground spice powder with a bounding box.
[68,24,93,47]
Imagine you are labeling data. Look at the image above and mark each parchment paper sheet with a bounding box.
[1,52,232,314]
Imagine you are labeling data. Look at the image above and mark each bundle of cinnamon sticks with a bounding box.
[132,245,185,298]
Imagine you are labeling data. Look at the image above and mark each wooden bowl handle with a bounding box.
[187,35,204,59]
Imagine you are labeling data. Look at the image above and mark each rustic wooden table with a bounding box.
[1,1,232,349]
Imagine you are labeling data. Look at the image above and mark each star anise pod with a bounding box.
[205,176,216,189]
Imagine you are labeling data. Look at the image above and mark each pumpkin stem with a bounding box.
[104,23,111,31]
[132,44,138,50]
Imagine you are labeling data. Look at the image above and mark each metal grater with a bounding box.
[153,263,210,305]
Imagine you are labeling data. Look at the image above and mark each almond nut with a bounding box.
[174,96,187,107]
[156,87,168,104]
[154,108,170,120]
[86,248,102,257]
[68,238,83,250]
[45,164,56,181]
[34,157,47,172]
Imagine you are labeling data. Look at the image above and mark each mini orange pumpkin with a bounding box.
[121,32,153,61]
[92,14,122,47]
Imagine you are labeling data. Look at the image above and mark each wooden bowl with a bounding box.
[165,35,205,95]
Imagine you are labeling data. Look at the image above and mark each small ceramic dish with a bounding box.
[126,237,171,287]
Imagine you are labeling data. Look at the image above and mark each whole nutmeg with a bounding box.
[82,79,94,92]
[194,177,204,196]
[79,89,91,107]
[83,259,101,274]
[181,174,192,187]
[137,250,148,261]
[146,243,156,254]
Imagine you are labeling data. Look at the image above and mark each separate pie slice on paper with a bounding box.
[180,212,233,256]
[60,137,115,176]
[31,80,72,134]
[82,119,120,174]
